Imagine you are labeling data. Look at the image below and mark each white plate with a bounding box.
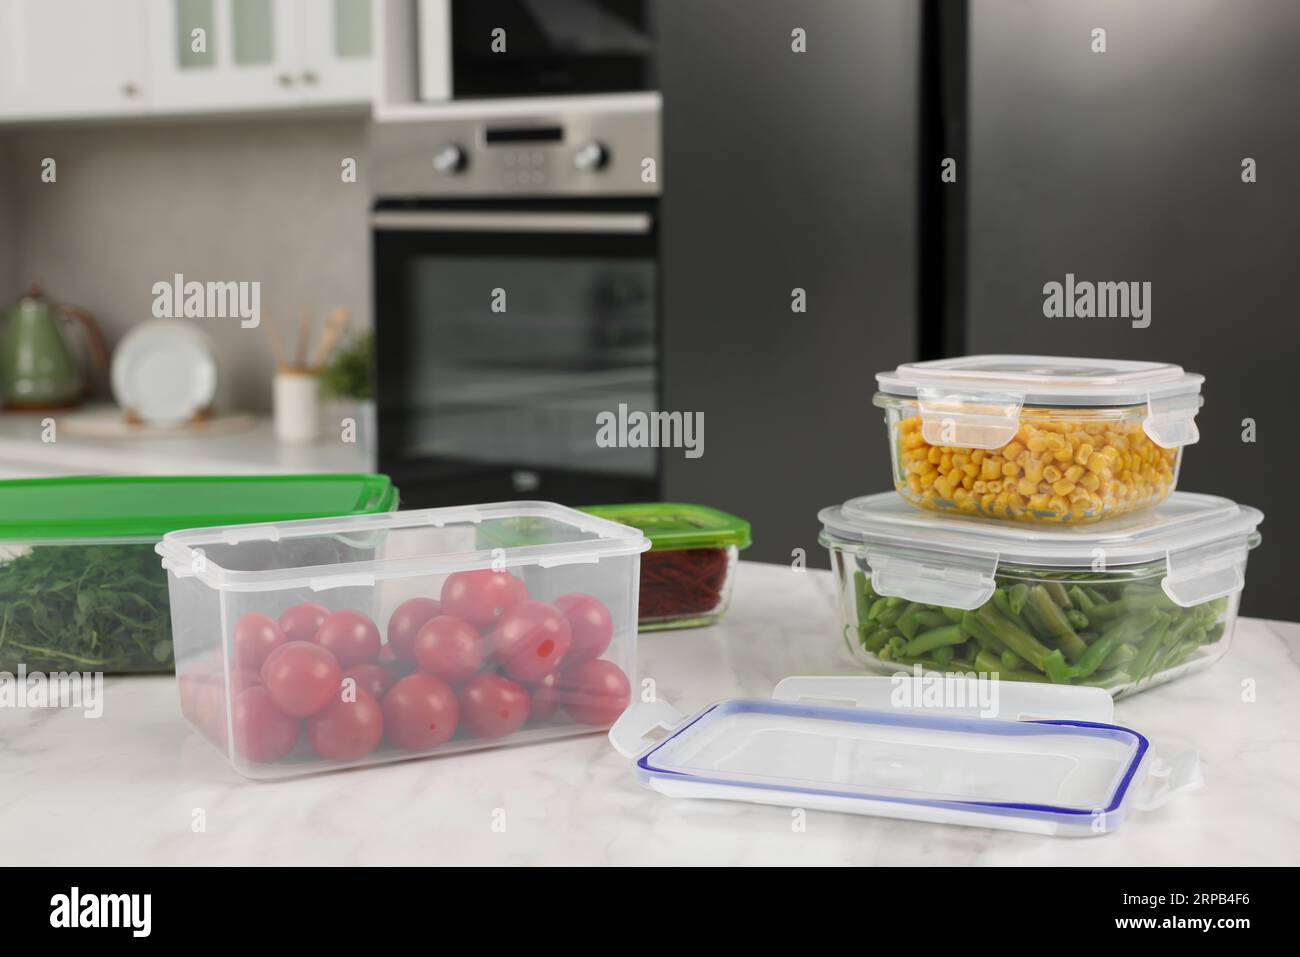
[111,320,217,426]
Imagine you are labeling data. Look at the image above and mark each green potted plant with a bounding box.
[319,331,375,458]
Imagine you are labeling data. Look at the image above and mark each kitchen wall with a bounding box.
[1,116,372,412]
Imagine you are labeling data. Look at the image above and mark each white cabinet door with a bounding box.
[295,0,373,105]
[0,0,149,119]
[147,0,300,111]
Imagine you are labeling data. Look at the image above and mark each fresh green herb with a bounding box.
[319,332,374,401]
[0,543,172,673]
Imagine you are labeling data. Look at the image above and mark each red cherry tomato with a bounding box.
[551,593,613,665]
[341,663,393,701]
[314,609,381,667]
[560,659,631,726]
[278,602,329,644]
[460,672,530,739]
[530,670,563,721]
[382,673,459,750]
[413,615,486,684]
[232,686,301,762]
[260,641,342,717]
[307,689,385,761]
[386,597,442,661]
[232,612,286,672]
[440,570,526,630]
[492,600,572,683]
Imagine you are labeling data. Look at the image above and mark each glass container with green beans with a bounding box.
[819,491,1262,698]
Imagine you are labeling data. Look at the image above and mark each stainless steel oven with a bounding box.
[371,104,661,508]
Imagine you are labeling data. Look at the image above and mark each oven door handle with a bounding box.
[370,210,653,235]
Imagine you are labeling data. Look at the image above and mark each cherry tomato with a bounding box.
[386,597,442,661]
[492,600,572,683]
[306,689,385,761]
[440,570,526,630]
[260,641,342,717]
[232,686,301,763]
[530,670,563,721]
[551,593,613,664]
[313,609,381,667]
[232,612,286,672]
[341,663,393,701]
[278,602,329,644]
[460,672,530,739]
[413,615,486,684]
[178,672,219,725]
[382,673,459,750]
[560,659,631,726]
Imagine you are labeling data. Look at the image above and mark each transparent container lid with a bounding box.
[875,355,1206,448]
[876,355,1204,406]
[157,500,651,593]
[611,677,1199,835]
[820,491,1263,609]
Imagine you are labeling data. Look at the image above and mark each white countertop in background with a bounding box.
[0,406,371,478]
[3,562,1297,865]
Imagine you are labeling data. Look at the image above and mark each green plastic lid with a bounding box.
[580,502,751,552]
[0,474,396,542]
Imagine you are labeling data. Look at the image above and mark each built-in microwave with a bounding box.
[370,103,661,508]
[418,0,655,101]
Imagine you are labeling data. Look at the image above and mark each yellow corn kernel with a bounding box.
[1043,464,1063,483]
[1024,460,1045,484]
[1080,471,1100,492]
[1064,464,1085,483]
[980,458,1002,480]
[1026,435,1049,453]
[1017,477,1038,496]
[928,446,943,465]
[987,480,1003,494]
[1001,461,1020,477]
[971,449,986,464]
[1054,446,1074,463]
[1074,442,1093,465]
[1051,478,1075,497]
[1028,494,1051,510]
[933,477,955,499]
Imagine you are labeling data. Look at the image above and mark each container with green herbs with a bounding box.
[819,491,1262,698]
[0,474,396,674]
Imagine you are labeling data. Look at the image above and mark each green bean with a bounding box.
[1066,609,1090,631]
[1044,581,1073,608]
[1069,585,1095,613]
[853,571,871,625]
[1027,585,1089,662]
[1043,650,1074,684]
[940,606,965,624]
[1008,583,1032,616]
[1000,649,1024,671]
[975,603,1054,672]
[904,624,967,657]
[1088,601,1127,623]
[1101,642,1138,672]
[866,597,887,622]
[975,649,1050,683]
[992,589,1035,635]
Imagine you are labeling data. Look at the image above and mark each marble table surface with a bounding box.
[3,561,1297,866]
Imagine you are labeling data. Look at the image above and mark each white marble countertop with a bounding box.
[0,404,371,478]
[3,561,1298,865]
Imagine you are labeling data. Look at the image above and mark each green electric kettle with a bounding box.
[1,284,107,409]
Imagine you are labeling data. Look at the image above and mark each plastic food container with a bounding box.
[157,501,650,779]
[610,676,1201,836]
[875,355,1204,523]
[580,503,751,630]
[819,491,1262,698]
[0,474,395,674]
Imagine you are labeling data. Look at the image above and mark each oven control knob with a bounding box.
[432,144,467,174]
[573,141,609,172]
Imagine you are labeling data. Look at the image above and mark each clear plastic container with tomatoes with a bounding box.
[158,502,650,779]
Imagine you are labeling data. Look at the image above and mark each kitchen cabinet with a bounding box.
[0,0,150,119]
[0,0,372,120]
[147,0,373,112]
